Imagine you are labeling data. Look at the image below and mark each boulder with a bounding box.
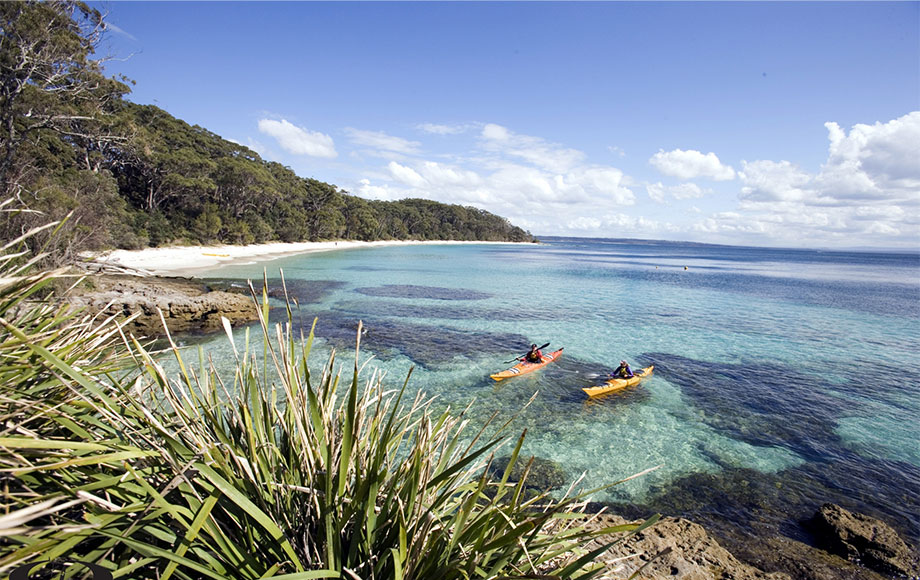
[65,274,259,337]
[721,533,889,580]
[582,514,790,579]
[808,503,919,578]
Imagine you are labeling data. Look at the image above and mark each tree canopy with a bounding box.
[0,1,532,264]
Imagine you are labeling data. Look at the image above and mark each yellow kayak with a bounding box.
[582,365,653,397]
[490,348,564,381]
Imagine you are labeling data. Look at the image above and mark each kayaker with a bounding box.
[522,344,543,363]
[610,360,634,379]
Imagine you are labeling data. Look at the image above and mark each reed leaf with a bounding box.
[0,218,655,579]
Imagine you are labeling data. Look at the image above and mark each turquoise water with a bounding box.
[192,237,920,542]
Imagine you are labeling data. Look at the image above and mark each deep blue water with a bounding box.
[195,237,920,544]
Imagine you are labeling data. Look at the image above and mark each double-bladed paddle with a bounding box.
[504,342,551,364]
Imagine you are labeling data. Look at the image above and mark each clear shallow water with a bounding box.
[191,237,920,542]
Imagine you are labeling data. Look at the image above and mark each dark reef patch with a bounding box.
[488,455,568,491]
[331,300,562,322]
[357,318,526,369]
[354,284,492,301]
[280,307,528,370]
[643,352,848,461]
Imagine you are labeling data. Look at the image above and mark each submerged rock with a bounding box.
[488,455,567,490]
[65,274,259,337]
[808,503,920,578]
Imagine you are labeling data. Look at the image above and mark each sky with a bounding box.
[91,1,919,250]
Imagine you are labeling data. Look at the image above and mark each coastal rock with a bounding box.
[583,514,790,579]
[65,274,259,337]
[728,535,889,580]
[808,503,920,578]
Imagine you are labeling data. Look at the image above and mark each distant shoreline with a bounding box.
[85,239,525,277]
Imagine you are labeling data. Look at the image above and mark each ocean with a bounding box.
[192,237,920,545]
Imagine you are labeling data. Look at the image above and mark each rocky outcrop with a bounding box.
[583,514,790,579]
[807,503,920,578]
[65,274,259,337]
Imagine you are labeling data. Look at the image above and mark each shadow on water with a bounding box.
[354,284,492,300]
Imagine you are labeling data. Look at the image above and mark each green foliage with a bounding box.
[0,226,653,579]
[0,0,534,261]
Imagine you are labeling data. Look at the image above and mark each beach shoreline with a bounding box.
[84,239,523,277]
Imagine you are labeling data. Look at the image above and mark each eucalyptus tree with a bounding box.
[0,1,133,260]
[0,0,129,194]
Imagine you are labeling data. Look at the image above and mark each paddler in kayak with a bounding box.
[609,360,634,379]
[521,343,544,363]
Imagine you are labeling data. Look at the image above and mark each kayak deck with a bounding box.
[582,365,654,397]
[490,348,564,381]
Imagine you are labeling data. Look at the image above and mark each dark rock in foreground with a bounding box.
[65,274,259,337]
[808,503,920,578]
[584,514,790,579]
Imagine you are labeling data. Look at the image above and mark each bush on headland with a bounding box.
[0,223,653,579]
[0,1,532,269]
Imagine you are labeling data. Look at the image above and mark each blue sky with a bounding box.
[93,1,919,249]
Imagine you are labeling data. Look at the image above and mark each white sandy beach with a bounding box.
[86,240,518,277]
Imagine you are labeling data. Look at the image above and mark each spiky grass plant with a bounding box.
[0,223,656,579]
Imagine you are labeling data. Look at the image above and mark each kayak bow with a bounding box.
[490,348,564,381]
[582,365,654,397]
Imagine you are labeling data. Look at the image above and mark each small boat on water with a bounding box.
[490,348,564,381]
[582,365,654,397]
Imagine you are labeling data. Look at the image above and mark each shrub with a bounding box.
[0,225,655,579]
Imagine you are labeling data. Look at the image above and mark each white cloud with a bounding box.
[350,123,634,220]
[257,119,337,158]
[356,178,401,201]
[387,162,426,188]
[482,124,511,141]
[649,149,736,181]
[418,161,482,187]
[647,182,707,202]
[345,114,917,247]
[704,112,920,247]
[563,167,635,204]
[815,112,920,201]
[480,124,586,173]
[738,160,813,203]
[418,123,473,135]
[104,22,138,42]
[346,128,421,155]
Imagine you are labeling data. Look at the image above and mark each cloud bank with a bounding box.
[256,111,918,248]
[257,119,337,158]
[649,149,736,181]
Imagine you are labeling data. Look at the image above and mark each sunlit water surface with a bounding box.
[179,237,920,542]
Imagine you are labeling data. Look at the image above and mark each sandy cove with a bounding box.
[85,240,518,277]
[72,240,517,337]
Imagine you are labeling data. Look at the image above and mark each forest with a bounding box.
[0,1,533,265]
